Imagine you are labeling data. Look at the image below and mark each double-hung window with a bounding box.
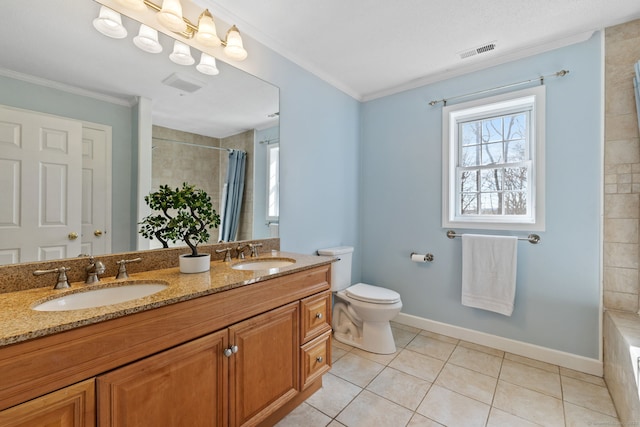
[442,86,545,231]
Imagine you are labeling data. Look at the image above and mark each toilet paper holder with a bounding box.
[410,252,434,263]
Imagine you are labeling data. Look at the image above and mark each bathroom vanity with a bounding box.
[0,250,333,427]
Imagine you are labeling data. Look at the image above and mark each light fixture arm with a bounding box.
[141,0,232,46]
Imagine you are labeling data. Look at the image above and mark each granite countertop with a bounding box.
[0,251,335,347]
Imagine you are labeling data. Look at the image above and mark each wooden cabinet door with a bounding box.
[0,378,95,427]
[97,331,228,427]
[229,302,299,427]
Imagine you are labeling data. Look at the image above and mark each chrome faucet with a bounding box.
[85,257,106,284]
[216,247,232,262]
[33,267,71,289]
[249,243,263,257]
[115,257,142,279]
[236,245,249,260]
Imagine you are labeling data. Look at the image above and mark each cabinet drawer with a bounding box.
[300,291,331,343]
[300,331,331,390]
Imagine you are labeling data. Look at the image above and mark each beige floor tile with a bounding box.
[327,421,347,427]
[350,346,400,365]
[417,384,490,427]
[275,402,332,427]
[564,401,622,427]
[333,339,354,352]
[499,359,561,398]
[435,363,498,404]
[332,346,349,364]
[561,376,618,418]
[388,348,445,382]
[448,345,503,377]
[336,389,414,427]
[504,353,559,374]
[407,413,445,426]
[559,366,607,386]
[366,367,432,410]
[459,341,505,358]
[493,380,564,427]
[485,408,539,427]
[305,373,362,418]
[406,335,457,361]
[329,352,385,387]
[393,326,420,348]
[419,330,460,345]
[390,321,421,334]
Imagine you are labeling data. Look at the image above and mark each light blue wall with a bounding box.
[0,76,135,253]
[360,33,603,358]
[232,38,362,274]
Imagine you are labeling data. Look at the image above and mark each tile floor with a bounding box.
[276,322,620,427]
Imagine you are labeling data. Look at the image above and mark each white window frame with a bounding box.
[442,85,545,231]
[266,142,279,223]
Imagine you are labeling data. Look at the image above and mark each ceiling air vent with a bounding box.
[458,41,497,60]
[162,72,206,93]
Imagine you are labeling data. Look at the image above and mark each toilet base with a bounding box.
[333,320,397,355]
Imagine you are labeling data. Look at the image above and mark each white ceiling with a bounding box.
[199,0,640,101]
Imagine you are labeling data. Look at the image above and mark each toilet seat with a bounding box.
[345,283,401,304]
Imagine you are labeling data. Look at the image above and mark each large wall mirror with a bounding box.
[0,0,279,266]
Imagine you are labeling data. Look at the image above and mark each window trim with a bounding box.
[265,142,279,223]
[442,85,546,231]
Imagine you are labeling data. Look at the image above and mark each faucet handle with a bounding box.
[249,243,263,257]
[115,257,141,280]
[34,267,72,290]
[215,247,232,262]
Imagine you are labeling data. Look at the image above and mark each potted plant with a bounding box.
[139,183,220,273]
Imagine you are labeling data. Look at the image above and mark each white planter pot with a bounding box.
[179,253,211,273]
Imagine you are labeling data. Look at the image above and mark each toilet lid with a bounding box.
[345,283,401,304]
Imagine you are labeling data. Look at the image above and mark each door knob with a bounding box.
[94,230,103,237]
[68,232,78,240]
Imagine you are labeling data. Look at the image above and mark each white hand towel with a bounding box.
[461,234,518,316]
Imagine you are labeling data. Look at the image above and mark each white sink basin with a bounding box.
[32,283,168,312]
[232,258,295,271]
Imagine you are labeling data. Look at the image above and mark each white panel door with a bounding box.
[81,124,111,257]
[0,106,82,264]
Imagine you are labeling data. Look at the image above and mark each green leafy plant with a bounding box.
[139,183,220,257]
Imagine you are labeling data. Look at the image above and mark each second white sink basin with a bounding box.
[232,258,295,271]
[32,283,168,312]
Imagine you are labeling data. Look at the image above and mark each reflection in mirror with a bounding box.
[0,0,279,266]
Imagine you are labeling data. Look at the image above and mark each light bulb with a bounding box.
[196,52,220,75]
[133,24,163,53]
[195,10,221,47]
[223,25,247,61]
[92,6,127,39]
[157,0,187,33]
[115,0,147,11]
[169,40,195,65]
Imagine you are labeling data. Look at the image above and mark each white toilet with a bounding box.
[318,246,402,354]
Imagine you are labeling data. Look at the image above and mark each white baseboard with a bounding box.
[394,312,603,377]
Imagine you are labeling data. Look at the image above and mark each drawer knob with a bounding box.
[316,356,323,363]
[315,312,323,319]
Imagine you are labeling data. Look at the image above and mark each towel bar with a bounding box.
[446,230,540,244]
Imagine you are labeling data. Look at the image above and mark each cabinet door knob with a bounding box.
[316,356,323,363]
[223,348,233,357]
[68,232,78,240]
[315,312,323,319]
[231,345,239,354]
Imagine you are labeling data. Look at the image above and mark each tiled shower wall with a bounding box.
[151,126,255,241]
[604,19,640,313]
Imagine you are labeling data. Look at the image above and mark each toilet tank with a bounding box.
[317,246,354,292]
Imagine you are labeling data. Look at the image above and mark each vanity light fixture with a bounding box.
[93,6,128,39]
[110,0,248,61]
[169,40,195,65]
[196,52,219,75]
[133,24,163,53]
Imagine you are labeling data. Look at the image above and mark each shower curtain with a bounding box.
[218,150,246,242]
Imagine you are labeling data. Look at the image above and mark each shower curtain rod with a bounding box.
[153,137,244,153]
[428,69,569,106]
[259,137,279,144]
